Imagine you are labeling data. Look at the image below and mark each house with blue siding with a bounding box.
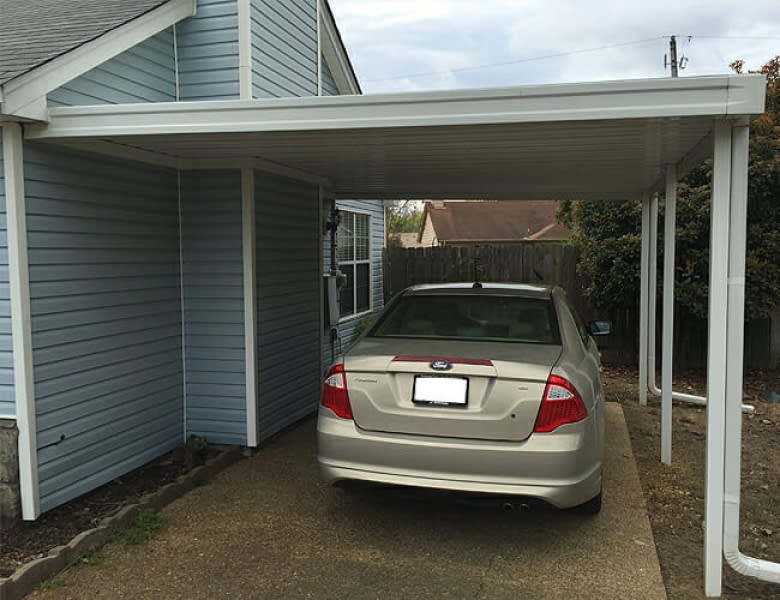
[0,0,385,522]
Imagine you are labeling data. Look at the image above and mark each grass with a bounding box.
[38,575,67,591]
[116,509,167,545]
[78,550,106,566]
[192,474,212,487]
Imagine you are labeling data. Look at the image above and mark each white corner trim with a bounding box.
[319,1,360,95]
[1,0,196,119]
[241,165,258,447]
[177,170,188,442]
[316,0,323,96]
[2,123,40,520]
[237,0,252,100]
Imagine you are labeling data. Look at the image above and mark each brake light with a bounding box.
[533,374,587,433]
[321,364,353,419]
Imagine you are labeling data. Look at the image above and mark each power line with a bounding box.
[364,37,664,83]
[684,35,780,40]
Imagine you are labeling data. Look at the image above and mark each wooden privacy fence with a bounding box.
[384,242,589,313]
[382,243,777,369]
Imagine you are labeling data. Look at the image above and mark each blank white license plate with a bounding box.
[413,377,468,406]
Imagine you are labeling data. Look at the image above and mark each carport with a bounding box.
[12,73,775,596]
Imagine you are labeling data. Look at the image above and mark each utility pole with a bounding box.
[668,35,679,77]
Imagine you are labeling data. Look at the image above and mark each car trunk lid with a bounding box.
[344,338,561,442]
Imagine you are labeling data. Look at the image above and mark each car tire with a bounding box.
[576,491,602,515]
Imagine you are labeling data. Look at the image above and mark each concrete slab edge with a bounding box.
[0,446,242,600]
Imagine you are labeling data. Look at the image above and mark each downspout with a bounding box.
[660,165,676,465]
[722,120,780,583]
[638,192,649,406]
[645,192,754,414]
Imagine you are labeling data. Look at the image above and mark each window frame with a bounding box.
[337,209,372,322]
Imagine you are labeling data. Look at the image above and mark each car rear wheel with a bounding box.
[575,490,602,515]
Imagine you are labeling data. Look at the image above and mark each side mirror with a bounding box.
[588,320,612,336]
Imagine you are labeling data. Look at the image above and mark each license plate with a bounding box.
[413,376,468,406]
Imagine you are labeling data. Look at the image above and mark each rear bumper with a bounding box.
[317,410,602,509]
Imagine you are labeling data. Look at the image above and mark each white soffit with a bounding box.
[25,74,766,200]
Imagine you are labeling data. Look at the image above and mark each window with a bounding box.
[337,211,371,318]
[370,294,560,344]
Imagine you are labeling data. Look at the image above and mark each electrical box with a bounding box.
[323,271,347,327]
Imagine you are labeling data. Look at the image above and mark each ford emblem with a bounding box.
[430,359,453,371]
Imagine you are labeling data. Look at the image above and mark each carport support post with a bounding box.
[660,166,676,465]
[704,120,733,597]
[639,192,650,406]
[242,164,259,447]
[647,193,659,396]
[2,123,40,519]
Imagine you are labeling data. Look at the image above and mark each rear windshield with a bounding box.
[369,294,560,344]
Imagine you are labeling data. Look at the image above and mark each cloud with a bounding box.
[328,0,780,93]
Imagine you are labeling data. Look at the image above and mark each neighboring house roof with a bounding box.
[419,200,569,244]
[0,0,171,86]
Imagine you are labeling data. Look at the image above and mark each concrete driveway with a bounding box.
[34,403,666,599]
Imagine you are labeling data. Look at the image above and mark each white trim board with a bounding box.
[319,0,360,95]
[2,123,40,520]
[241,165,258,447]
[0,0,196,120]
[237,0,252,100]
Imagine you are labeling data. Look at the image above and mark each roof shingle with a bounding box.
[0,0,170,86]
[423,200,569,243]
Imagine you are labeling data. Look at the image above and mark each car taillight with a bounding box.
[321,363,353,420]
[533,374,587,433]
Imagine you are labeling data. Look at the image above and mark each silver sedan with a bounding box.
[317,283,608,513]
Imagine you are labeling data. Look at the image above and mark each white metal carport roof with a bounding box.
[26,74,764,201]
[13,72,778,597]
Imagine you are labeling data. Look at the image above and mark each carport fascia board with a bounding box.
[0,0,197,121]
[24,74,766,139]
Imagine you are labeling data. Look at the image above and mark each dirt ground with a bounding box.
[606,366,780,599]
[2,369,779,598]
[0,444,218,577]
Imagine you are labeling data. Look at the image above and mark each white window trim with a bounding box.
[337,209,372,322]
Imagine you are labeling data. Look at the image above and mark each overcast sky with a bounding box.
[328,0,780,94]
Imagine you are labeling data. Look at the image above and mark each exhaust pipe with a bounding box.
[501,502,531,512]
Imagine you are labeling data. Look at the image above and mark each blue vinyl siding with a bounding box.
[251,0,318,98]
[180,170,246,445]
[24,144,183,513]
[323,200,385,369]
[0,138,12,418]
[256,174,320,440]
[321,58,339,96]
[47,29,176,107]
[177,0,240,101]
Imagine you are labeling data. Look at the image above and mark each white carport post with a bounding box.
[638,192,650,406]
[719,120,780,590]
[704,119,733,597]
[660,166,677,465]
